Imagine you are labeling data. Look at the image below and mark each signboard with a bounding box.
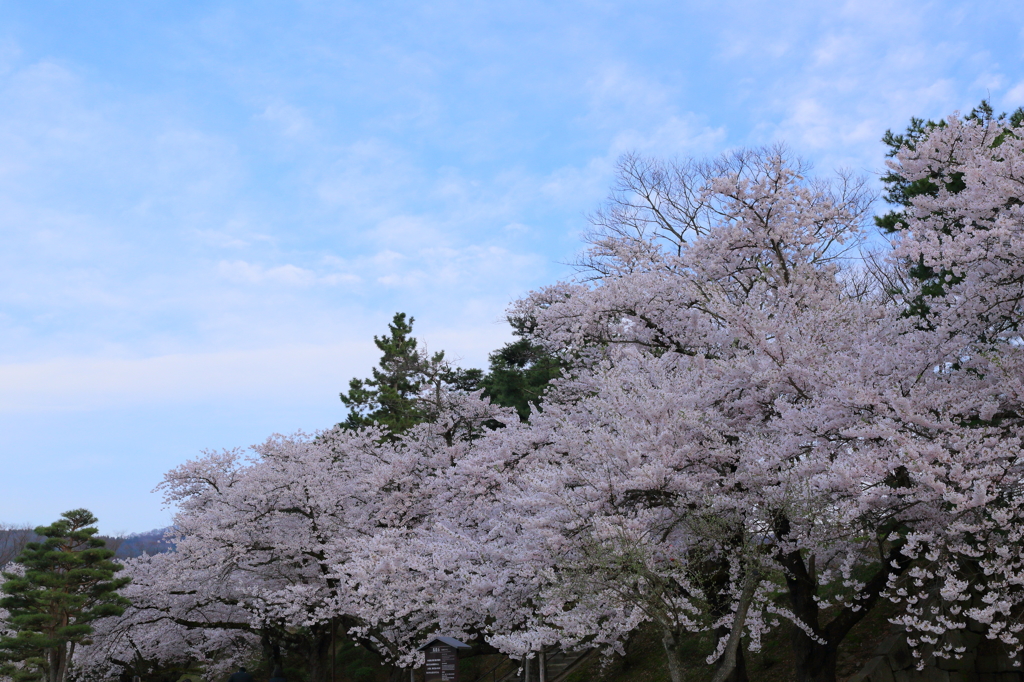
[419,636,469,682]
[424,644,458,682]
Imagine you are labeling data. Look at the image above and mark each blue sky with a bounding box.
[1,0,1022,533]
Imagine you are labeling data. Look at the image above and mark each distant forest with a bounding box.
[0,525,173,565]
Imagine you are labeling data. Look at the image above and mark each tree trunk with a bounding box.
[661,628,687,682]
[776,520,842,682]
[774,514,913,682]
[305,628,334,682]
[49,642,70,682]
[700,554,749,682]
[48,647,57,682]
[710,569,758,682]
[711,620,749,682]
[261,632,284,677]
[790,630,840,682]
[64,643,76,682]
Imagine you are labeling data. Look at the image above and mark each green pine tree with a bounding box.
[478,311,564,422]
[0,509,130,682]
[480,338,562,422]
[340,312,563,434]
[339,313,483,436]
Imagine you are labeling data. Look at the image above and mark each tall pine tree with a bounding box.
[0,509,130,682]
[339,313,483,436]
[340,312,563,434]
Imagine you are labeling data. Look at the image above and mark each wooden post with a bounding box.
[524,657,531,682]
[539,651,546,682]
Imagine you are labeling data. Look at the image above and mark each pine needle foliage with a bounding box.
[0,509,130,682]
[339,313,483,436]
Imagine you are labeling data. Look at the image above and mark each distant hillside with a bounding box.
[107,527,177,559]
[0,527,41,565]
[0,526,175,565]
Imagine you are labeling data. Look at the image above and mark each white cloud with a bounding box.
[743,7,984,173]
[320,272,362,285]
[608,115,727,158]
[217,260,318,286]
[813,33,860,67]
[312,138,437,232]
[1004,81,1024,108]
[259,101,312,137]
[971,72,1006,93]
[0,343,377,412]
[585,64,675,116]
[192,228,254,249]
[0,39,20,76]
[370,214,449,251]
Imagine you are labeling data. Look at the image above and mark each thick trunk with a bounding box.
[775,515,913,682]
[700,555,750,682]
[711,623,750,682]
[790,630,840,682]
[775,517,841,682]
[305,629,334,682]
[261,632,284,677]
[64,643,76,682]
[661,629,687,682]
[48,643,70,682]
[48,647,57,682]
[711,628,748,682]
[782,556,833,682]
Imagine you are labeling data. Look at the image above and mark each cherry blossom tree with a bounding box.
[870,113,1024,666]
[72,561,257,682]
[153,435,394,682]
[316,389,522,666]
[101,385,519,682]
[484,147,936,682]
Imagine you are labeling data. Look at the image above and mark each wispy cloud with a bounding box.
[217,260,320,286]
[0,343,374,411]
[715,1,1024,175]
[258,101,313,138]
